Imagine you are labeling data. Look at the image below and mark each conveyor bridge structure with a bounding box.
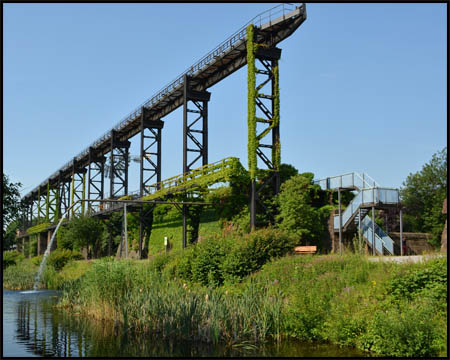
[17,4,308,256]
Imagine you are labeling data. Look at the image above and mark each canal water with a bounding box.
[3,289,370,357]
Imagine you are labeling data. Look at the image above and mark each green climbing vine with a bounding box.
[247,24,257,181]
[46,183,50,221]
[272,62,280,170]
[27,222,51,235]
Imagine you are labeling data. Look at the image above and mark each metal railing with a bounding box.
[333,187,400,230]
[314,172,380,190]
[360,216,394,255]
[142,157,238,200]
[24,3,304,200]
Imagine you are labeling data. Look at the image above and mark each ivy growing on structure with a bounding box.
[272,63,281,170]
[27,222,52,235]
[37,186,41,221]
[46,183,50,222]
[247,24,257,181]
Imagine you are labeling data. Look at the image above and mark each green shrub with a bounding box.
[388,256,447,302]
[31,255,43,266]
[222,228,297,284]
[360,299,443,357]
[190,235,234,287]
[47,249,83,271]
[2,250,25,269]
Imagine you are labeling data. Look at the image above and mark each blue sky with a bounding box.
[3,3,447,198]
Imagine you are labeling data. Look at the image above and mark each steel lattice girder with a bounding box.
[182,75,211,248]
[110,130,130,199]
[88,147,106,213]
[71,158,87,217]
[140,107,164,196]
[58,172,71,219]
[183,74,210,173]
[46,183,59,223]
[247,24,282,230]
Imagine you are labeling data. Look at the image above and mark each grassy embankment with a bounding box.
[3,228,447,357]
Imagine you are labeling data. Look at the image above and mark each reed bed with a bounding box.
[59,257,283,345]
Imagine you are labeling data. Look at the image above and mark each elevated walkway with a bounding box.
[314,172,401,255]
[92,157,245,215]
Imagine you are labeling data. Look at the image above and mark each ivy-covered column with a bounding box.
[247,24,282,231]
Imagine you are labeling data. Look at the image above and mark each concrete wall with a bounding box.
[389,232,434,255]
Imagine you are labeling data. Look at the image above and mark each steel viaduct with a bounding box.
[17,3,307,258]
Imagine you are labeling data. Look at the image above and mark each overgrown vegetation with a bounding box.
[401,147,447,247]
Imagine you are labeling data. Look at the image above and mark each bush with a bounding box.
[388,256,447,302]
[222,228,297,284]
[31,255,43,266]
[276,173,330,248]
[190,235,234,287]
[46,249,83,271]
[360,300,443,357]
[2,250,25,269]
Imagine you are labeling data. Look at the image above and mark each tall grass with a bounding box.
[59,258,284,345]
[3,259,38,290]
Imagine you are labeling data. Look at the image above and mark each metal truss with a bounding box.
[140,107,164,196]
[182,75,211,248]
[37,186,46,221]
[46,184,59,223]
[109,130,130,199]
[248,25,282,230]
[71,158,87,217]
[183,75,210,173]
[58,171,71,219]
[88,147,105,214]
[138,107,163,258]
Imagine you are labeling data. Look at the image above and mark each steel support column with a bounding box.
[182,74,210,248]
[37,186,46,221]
[58,171,71,220]
[140,107,164,195]
[71,158,87,218]
[109,130,130,199]
[46,182,59,223]
[88,147,106,214]
[247,24,282,231]
[139,106,164,258]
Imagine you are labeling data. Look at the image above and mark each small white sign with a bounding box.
[164,237,168,246]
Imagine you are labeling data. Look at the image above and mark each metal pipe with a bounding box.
[338,188,342,255]
[372,206,375,256]
[358,207,362,250]
[124,203,128,259]
[400,208,403,256]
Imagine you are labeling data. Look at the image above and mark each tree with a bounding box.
[2,174,23,250]
[59,216,106,258]
[276,172,331,248]
[401,147,447,248]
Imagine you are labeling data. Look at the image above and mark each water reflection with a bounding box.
[4,290,370,357]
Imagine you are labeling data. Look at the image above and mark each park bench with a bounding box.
[294,245,317,254]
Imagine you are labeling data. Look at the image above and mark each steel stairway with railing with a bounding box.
[314,172,400,255]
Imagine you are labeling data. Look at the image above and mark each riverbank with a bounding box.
[3,236,447,357]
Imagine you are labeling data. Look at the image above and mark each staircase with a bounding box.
[315,172,400,255]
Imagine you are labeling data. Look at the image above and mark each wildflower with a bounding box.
[372,280,376,287]
[139,288,143,293]
[183,283,187,289]
[205,294,209,302]
[225,290,228,295]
